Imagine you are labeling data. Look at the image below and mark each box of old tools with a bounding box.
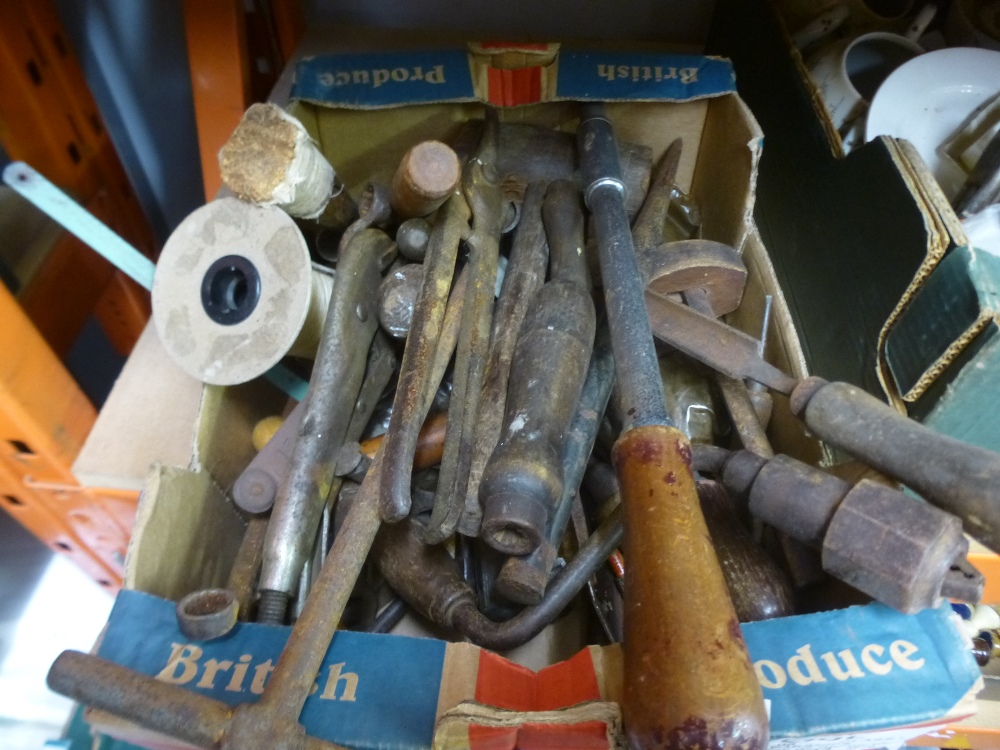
[57,26,986,750]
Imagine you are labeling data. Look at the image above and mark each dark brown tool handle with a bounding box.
[614,425,768,750]
[794,377,1000,553]
[698,480,794,622]
[479,280,595,555]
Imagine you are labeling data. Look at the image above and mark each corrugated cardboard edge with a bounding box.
[432,700,624,750]
[435,642,482,723]
[768,1,844,159]
[902,312,1000,404]
[874,138,959,410]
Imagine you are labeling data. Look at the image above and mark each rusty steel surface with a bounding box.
[176,589,239,641]
[377,264,424,339]
[479,281,595,555]
[580,109,669,433]
[463,181,549,539]
[479,181,595,556]
[378,193,468,523]
[257,228,394,624]
[360,411,448,472]
[250,454,384,726]
[228,514,269,621]
[794,378,1000,554]
[375,506,624,652]
[396,217,431,261]
[425,110,503,542]
[48,651,234,749]
[495,320,615,605]
[335,182,391,261]
[493,121,652,218]
[644,291,799,395]
[716,373,775,459]
[631,137,682,259]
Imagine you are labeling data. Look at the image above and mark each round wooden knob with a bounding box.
[390,141,461,219]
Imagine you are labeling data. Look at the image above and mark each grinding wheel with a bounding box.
[152,197,331,386]
[643,239,747,317]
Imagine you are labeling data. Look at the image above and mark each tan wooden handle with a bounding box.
[613,424,768,750]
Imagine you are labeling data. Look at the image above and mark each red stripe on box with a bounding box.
[486,66,543,107]
[518,722,611,749]
[469,648,605,749]
[474,650,537,710]
[536,647,602,710]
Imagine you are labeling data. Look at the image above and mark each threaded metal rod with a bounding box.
[257,589,290,625]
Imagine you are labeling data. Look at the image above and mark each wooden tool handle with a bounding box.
[613,425,768,750]
[795,378,1000,553]
[390,141,461,219]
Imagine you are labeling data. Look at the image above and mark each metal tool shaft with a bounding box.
[579,108,669,432]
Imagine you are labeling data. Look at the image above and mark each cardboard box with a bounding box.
[74,29,982,749]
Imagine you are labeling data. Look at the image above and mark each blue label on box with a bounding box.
[97,591,446,749]
[292,51,475,107]
[742,603,980,736]
[555,50,735,100]
[96,591,979,746]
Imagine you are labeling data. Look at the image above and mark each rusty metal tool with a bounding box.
[479,181,596,555]
[373,505,624,651]
[579,104,767,750]
[335,182,392,263]
[495,320,615,605]
[424,109,503,541]
[174,513,271,639]
[715,448,983,613]
[632,138,774,456]
[49,448,386,750]
[454,120,653,218]
[463,181,550,539]
[232,332,396,515]
[256,227,396,625]
[396,217,431,261]
[645,291,1000,554]
[44,122,497,750]
[378,193,469,523]
[377,263,424,339]
[390,140,462,219]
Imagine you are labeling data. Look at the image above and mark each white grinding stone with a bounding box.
[152,198,316,385]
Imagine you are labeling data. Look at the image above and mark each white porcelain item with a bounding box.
[965,205,1000,257]
[865,47,1000,199]
[808,32,923,130]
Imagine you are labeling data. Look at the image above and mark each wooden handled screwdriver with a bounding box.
[578,105,768,750]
